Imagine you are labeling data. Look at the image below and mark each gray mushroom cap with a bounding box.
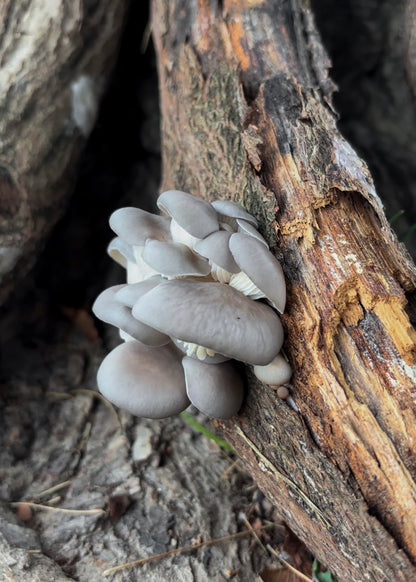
[115,276,163,308]
[132,279,284,365]
[97,341,190,419]
[109,207,171,245]
[194,231,239,273]
[107,237,135,268]
[142,239,211,278]
[229,233,286,313]
[182,357,244,419]
[93,285,170,346]
[157,190,219,239]
[211,199,258,227]
[236,219,268,247]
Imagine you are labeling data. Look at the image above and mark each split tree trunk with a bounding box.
[151,1,416,580]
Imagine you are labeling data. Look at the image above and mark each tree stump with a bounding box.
[151,0,416,580]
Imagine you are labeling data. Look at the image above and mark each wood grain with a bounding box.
[152,0,416,579]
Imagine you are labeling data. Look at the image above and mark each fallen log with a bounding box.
[151,1,416,580]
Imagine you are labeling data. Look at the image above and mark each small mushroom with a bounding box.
[236,219,268,247]
[229,233,286,313]
[157,190,219,247]
[211,199,258,228]
[253,354,292,386]
[132,279,284,365]
[182,356,244,419]
[107,238,159,284]
[109,207,171,245]
[194,231,239,283]
[97,341,190,419]
[142,239,211,278]
[107,237,135,268]
[93,285,170,346]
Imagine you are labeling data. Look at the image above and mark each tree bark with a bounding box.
[0,5,281,581]
[311,0,416,256]
[151,1,416,580]
[0,0,128,306]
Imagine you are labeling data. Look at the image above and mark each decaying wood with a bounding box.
[0,0,128,306]
[311,0,416,254]
[151,0,416,580]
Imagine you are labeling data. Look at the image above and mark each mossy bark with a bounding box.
[152,1,416,580]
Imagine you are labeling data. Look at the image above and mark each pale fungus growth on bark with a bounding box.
[93,190,292,420]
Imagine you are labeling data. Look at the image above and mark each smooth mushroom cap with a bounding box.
[236,219,268,247]
[194,231,240,273]
[157,190,219,239]
[132,279,284,365]
[182,356,244,419]
[97,341,190,419]
[253,353,292,386]
[107,237,135,268]
[109,207,171,245]
[93,286,170,346]
[229,233,286,313]
[211,199,258,227]
[115,276,163,308]
[142,239,211,278]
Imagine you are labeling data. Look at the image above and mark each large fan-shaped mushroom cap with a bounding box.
[132,279,283,365]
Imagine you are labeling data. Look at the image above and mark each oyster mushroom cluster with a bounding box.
[93,190,291,419]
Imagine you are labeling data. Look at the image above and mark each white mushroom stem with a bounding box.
[170,219,200,249]
[229,271,266,300]
[131,246,160,282]
[219,221,236,233]
[126,260,144,284]
[176,340,216,360]
[210,263,233,284]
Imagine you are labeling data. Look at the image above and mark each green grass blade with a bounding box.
[180,411,234,453]
[389,209,405,225]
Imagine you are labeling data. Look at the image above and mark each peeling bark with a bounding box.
[311,0,416,253]
[152,0,416,580]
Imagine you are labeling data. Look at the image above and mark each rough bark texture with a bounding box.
[0,0,128,306]
[0,4,283,581]
[311,0,416,255]
[0,317,277,582]
[152,0,416,580]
